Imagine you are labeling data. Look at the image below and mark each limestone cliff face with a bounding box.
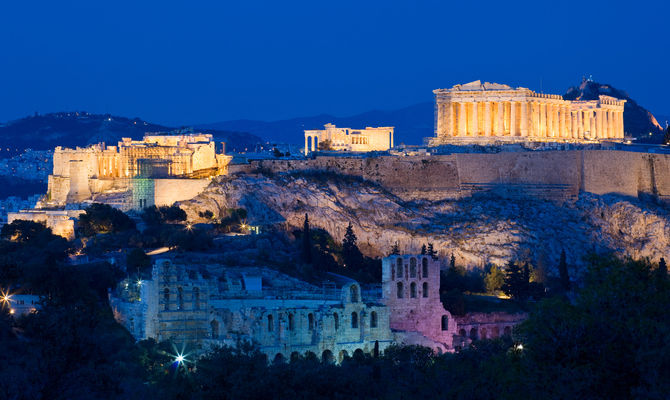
[180,173,670,273]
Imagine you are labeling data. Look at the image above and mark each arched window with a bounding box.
[177,287,183,310]
[370,311,378,328]
[163,288,170,311]
[267,314,274,332]
[193,287,200,310]
[422,257,428,278]
[351,312,358,329]
[459,328,466,337]
[308,313,314,331]
[396,258,403,278]
[481,328,487,340]
[211,320,219,339]
[396,282,404,299]
[350,285,359,303]
[288,314,294,331]
[333,313,339,330]
[469,328,478,340]
[441,315,449,331]
[410,282,417,298]
[422,282,428,298]
[410,258,417,278]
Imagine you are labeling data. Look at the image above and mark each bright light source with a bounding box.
[515,344,523,351]
[137,279,142,286]
[9,309,15,314]
[175,354,185,364]
[185,224,193,231]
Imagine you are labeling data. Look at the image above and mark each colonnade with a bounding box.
[437,99,624,140]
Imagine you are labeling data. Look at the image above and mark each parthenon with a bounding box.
[430,80,626,144]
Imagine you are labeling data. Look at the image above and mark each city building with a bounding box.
[430,80,626,145]
[304,124,394,155]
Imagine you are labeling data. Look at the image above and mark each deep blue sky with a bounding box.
[1,0,668,126]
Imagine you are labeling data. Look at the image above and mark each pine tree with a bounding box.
[420,244,427,255]
[558,249,570,291]
[427,243,437,259]
[450,253,456,270]
[342,223,361,269]
[390,242,400,256]
[302,213,312,264]
[658,257,668,279]
[502,260,530,301]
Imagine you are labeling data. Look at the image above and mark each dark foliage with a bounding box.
[78,203,135,237]
[141,205,187,226]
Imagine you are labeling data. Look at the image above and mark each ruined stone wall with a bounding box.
[252,150,670,203]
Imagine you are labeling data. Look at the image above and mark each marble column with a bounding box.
[458,102,466,136]
[497,101,504,136]
[576,110,583,138]
[509,101,517,136]
[607,110,613,138]
[448,103,454,136]
[560,106,566,138]
[539,103,546,138]
[618,111,624,138]
[471,102,478,136]
[520,101,528,136]
[484,101,491,136]
[595,110,602,139]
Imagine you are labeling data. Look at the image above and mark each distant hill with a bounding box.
[0,111,262,153]
[563,80,665,142]
[197,102,435,146]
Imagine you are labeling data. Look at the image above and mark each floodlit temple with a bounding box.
[430,80,626,145]
[304,123,394,155]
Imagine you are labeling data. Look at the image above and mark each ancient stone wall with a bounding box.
[252,150,670,203]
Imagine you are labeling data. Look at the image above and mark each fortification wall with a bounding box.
[253,150,670,203]
[153,179,211,207]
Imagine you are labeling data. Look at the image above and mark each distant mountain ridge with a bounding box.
[0,111,262,153]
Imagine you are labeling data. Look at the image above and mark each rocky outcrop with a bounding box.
[180,172,670,274]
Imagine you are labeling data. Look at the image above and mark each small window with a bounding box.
[422,258,428,278]
[441,315,448,331]
[177,287,183,310]
[370,311,378,328]
[193,287,200,310]
[396,258,403,278]
[397,282,404,299]
[410,282,417,298]
[163,288,169,311]
[410,258,417,278]
[350,285,359,303]
[288,314,294,331]
[267,314,274,332]
[422,282,428,298]
[351,312,358,329]
[334,313,339,330]
[308,313,314,331]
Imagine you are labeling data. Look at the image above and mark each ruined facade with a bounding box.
[110,259,393,363]
[431,80,626,144]
[304,124,394,155]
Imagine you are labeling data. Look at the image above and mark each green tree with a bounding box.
[342,223,362,269]
[558,248,570,291]
[390,242,400,255]
[502,260,529,301]
[126,248,151,275]
[302,213,312,264]
[659,257,668,277]
[421,244,427,255]
[78,203,135,236]
[450,253,456,270]
[485,265,505,294]
[427,243,437,259]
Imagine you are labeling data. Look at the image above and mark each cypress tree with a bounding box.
[450,253,456,270]
[342,223,361,268]
[420,244,427,255]
[302,213,312,264]
[658,257,668,279]
[427,243,437,259]
[390,242,400,256]
[502,260,530,301]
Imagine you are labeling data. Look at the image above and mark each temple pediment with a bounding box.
[451,80,513,91]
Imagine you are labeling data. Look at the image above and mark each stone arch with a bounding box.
[481,327,487,340]
[273,353,285,364]
[396,259,403,279]
[163,288,170,311]
[290,352,300,363]
[308,313,314,331]
[397,281,404,299]
[333,312,339,330]
[459,328,466,337]
[351,312,358,329]
[492,327,500,338]
[350,285,359,303]
[210,319,219,339]
[504,326,512,336]
[370,311,378,328]
[422,257,428,277]
[322,350,335,364]
[410,282,417,298]
[469,327,478,340]
[193,287,200,310]
[422,282,428,298]
[288,313,294,331]
[441,315,449,331]
[267,314,274,332]
[338,350,349,363]
[410,257,417,278]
